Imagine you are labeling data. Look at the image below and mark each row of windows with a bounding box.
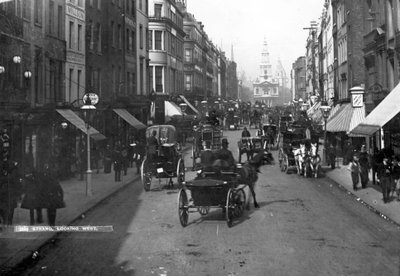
[153,3,183,28]
[149,66,183,93]
[338,36,347,65]
[68,21,84,52]
[148,30,183,58]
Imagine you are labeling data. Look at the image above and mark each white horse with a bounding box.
[308,143,321,178]
[293,143,307,175]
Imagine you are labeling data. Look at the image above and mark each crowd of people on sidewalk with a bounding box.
[331,140,400,204]
[0,138,144,228]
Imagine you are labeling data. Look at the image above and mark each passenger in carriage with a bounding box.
[241,127,251,138]
[200,141,216,172]
[214,138,236,171]
[147,130,159,162]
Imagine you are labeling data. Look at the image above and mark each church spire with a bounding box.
[260,38,272,81]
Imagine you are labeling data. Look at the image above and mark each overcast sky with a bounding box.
[187,0,325,82]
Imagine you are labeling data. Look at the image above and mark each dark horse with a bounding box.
[239,149,274,209]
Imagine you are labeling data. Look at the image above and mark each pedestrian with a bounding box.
[121,144,129,176]
[358,145,370,189]
[343,140,354,165]
[91,145,100,174]
[347,153,360,191]
[37,163,65,226]
[376,156,393,203]
[113,142,123,182]
[0,161,22,225]
[327,143,336,169]
[21,171,44,225]
[241,127,251,138]
[392,156,400,201]
[103,144,113,174]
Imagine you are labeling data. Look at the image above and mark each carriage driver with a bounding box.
[213,138,236,170]
[147,130,159,161]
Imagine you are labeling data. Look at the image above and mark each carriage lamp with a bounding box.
[61,122,68,129]
[0,66,5,74]
[320,104,331,165]
[24,70,32,79]
[12,55,21,64]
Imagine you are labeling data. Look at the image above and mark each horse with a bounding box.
[308,142,321,178]
[238,149,274,209]
[293,143,307,176]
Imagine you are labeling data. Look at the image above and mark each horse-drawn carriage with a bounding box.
[141,125,185,191]
[278,128,321,177]
[261,123,278,150]
[226,108,240,130]
[178,149,274,227]
[237,137,264,163]
[278,131,305,174]
[191,124,223,169]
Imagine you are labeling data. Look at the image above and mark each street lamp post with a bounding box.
[81,94,97,196]
[320,104,331,165]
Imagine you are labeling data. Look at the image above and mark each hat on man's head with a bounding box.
[222,138,229,145]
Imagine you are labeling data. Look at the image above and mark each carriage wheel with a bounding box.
[141,158,152,192]
[177,158,185,186]
[284,155,290,174]
[191,144,196,171]
[226,188,235,227]
[233,189,246,218]
[197,206,210,216]
[178,189,189,227]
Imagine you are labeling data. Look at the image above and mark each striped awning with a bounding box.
[326,103,365,133]
[113,109,147,130]
[307,101,321,117]
[56,109,106,141]
[350,82,400,136]
[179,95,200,115]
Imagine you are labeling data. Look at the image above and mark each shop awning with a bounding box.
[56,109,106,141]
[350,83,400,136]
[307,101,321,117]
[326,103,365,133]
[113,109,147,130]
[179,95,200,115]
[165,101,183,117]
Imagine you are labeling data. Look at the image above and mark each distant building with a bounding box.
[291,56,307,101]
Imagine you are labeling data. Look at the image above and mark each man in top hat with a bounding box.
[214,138,236,170]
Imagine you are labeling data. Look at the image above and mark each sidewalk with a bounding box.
[0,166,139,273]
[323,159,400,225]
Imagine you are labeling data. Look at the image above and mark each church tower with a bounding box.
[259,39,273,81]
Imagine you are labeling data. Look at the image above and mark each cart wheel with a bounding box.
[234,188,246,217]
[226,188,235,227]
[141,158,152,191]
[284,155,290,174]
[178,189,189,227]
[191,144,196,171]
[197,206,210,216]
[177,158,185,186]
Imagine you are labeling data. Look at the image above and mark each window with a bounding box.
[89,20,94,50]
[131,0,135,16]
[34,0,42,25]
[77,70,82,100]
[118,24,122,49]
[77,24,82,51]
[127,29,131,51]
[185,49,192,62]
[185,74,192,91]
[132,72,136,94]
[139,24,143,49]
[148,29,152,50]
[140,61,144,95]
[132,30,136,53]
[58,5,63,38]
[69,21,74,49]
[154,4,162,17]
[140,0,142,10]
[149,66,153,91]
[23,0,30,20]
[171,35,176,56]
[69,68,73,102]
[155,30,162,50]
[97,23,102,53]
[98,0,101,10]
[111,21,115,47]
[155,66,163,92]
[77,0,83,7]
[49,1,54,34]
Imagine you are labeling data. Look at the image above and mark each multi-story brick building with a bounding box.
[291,56,306,101]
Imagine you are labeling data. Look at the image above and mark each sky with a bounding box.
[187,0,325,83]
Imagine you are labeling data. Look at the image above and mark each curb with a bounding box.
[322,167,400,228]
[1,174,139,275]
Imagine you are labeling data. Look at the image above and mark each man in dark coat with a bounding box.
[377,157,393,203]
[214,138,236,170]
[200,141,216,171]
[241,127,251,138]
[358,145,370,189]
[113,142,123,182]
[147,130,159,162]
[21,171,43,225]
[0,161,22,225]
[38,164,65,226]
